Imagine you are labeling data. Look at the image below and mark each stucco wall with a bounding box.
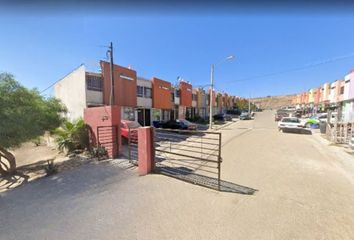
[329,82,337,104]
[137,78,152,108]
[346,71,354,100]
[86,90,103,106]
[54,65,86,121]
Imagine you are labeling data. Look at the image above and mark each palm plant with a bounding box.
[53,119,89,153]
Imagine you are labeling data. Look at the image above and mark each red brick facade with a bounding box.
[179,81,192,107]
[100,61,137,107]
[152,77,172,109]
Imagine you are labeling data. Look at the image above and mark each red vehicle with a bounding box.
[120,120,141,143]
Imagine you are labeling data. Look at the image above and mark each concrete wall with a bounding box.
[336,80,344,103]
[308,89,314,103]
[54,65,86,121]
[84,106,121,158]
[329,82,337,104]
[322,83,330,102]
[346,71,354,100]
[86,90,103,106]
[137,77,152,108]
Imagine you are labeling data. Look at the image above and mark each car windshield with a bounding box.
[178,119,192,125]
[127,122,142,129]
[241,113,248,116]
[282,118,300,123]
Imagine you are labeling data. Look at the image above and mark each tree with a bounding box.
[0,73,66,174]
[233,98,257,111]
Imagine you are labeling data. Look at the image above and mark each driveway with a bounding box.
[1,110,354,240]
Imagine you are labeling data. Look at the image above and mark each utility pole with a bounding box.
[109,42,115,105]
[248,94,251,114]
[209,64,214,130]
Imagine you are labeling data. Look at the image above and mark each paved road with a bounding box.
[1,110,354,239]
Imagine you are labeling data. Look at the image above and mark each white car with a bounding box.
[278,117,303,131]
[317,112,338,123]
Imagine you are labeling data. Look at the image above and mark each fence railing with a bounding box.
[326,122,354,144]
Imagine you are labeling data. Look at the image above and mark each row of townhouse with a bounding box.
[54,61,240,126]
[292,70,354,122]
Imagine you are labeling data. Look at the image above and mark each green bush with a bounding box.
[53,119,89,154]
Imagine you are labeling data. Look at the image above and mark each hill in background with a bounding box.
[250,94,296,110]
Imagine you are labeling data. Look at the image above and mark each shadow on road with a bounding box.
[282,128,312,135]
[0,155,95,193]
[154,165,257,195]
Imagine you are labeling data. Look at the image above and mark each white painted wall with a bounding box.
[343,73,351,101]
[137,97,152,108]
[54,65,86,121]
[174,96,180,105]
[137,77,152,108]
[329,82,336,104]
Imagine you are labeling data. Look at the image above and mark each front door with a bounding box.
[144,109,151,126]
[137,109,144,126]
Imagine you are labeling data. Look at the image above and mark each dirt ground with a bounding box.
[1,110,354,240]
[11,142,61,167]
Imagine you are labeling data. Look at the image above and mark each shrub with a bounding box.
[53,119,89,154]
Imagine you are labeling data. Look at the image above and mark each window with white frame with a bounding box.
[144,87,152,98]
[137,86,144,97]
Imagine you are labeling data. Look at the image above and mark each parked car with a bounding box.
[275,112,289,121]
[152,120,164,128]
[160,120,181,129]
[160,119,197,130]
[317,112,338,124]
[121,120,141,143]
[349,137,354,151]
[223,114,233,121]
[177,119,197,130]
[226,109,242,117]
[300,117,319,128]
[240,112,252,120]
[278,117,303,131]
[213,114,225,122]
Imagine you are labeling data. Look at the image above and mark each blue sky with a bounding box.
[1,10,354,98]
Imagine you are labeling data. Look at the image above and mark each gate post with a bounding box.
[138,127,155,176]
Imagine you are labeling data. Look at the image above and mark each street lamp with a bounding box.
[209,55,235,129]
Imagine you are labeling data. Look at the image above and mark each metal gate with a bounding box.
[154,128,222,190]
[127,128,138,164]
[97,126,119,158]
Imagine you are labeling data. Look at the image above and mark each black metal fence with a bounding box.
[127,128,138,164]
[153,128,222,190]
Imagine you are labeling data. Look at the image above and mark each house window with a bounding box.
[192,94,197,101]
[171,92,175,102]
[137,86,144,97]
[144,87,152,98]
[122,107,135,121]
[86,75,102,91]
[176,90,180,98]
[340,86,344,94]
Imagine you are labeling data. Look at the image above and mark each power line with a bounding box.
[218,52,354,86]
[39,64,84,95]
